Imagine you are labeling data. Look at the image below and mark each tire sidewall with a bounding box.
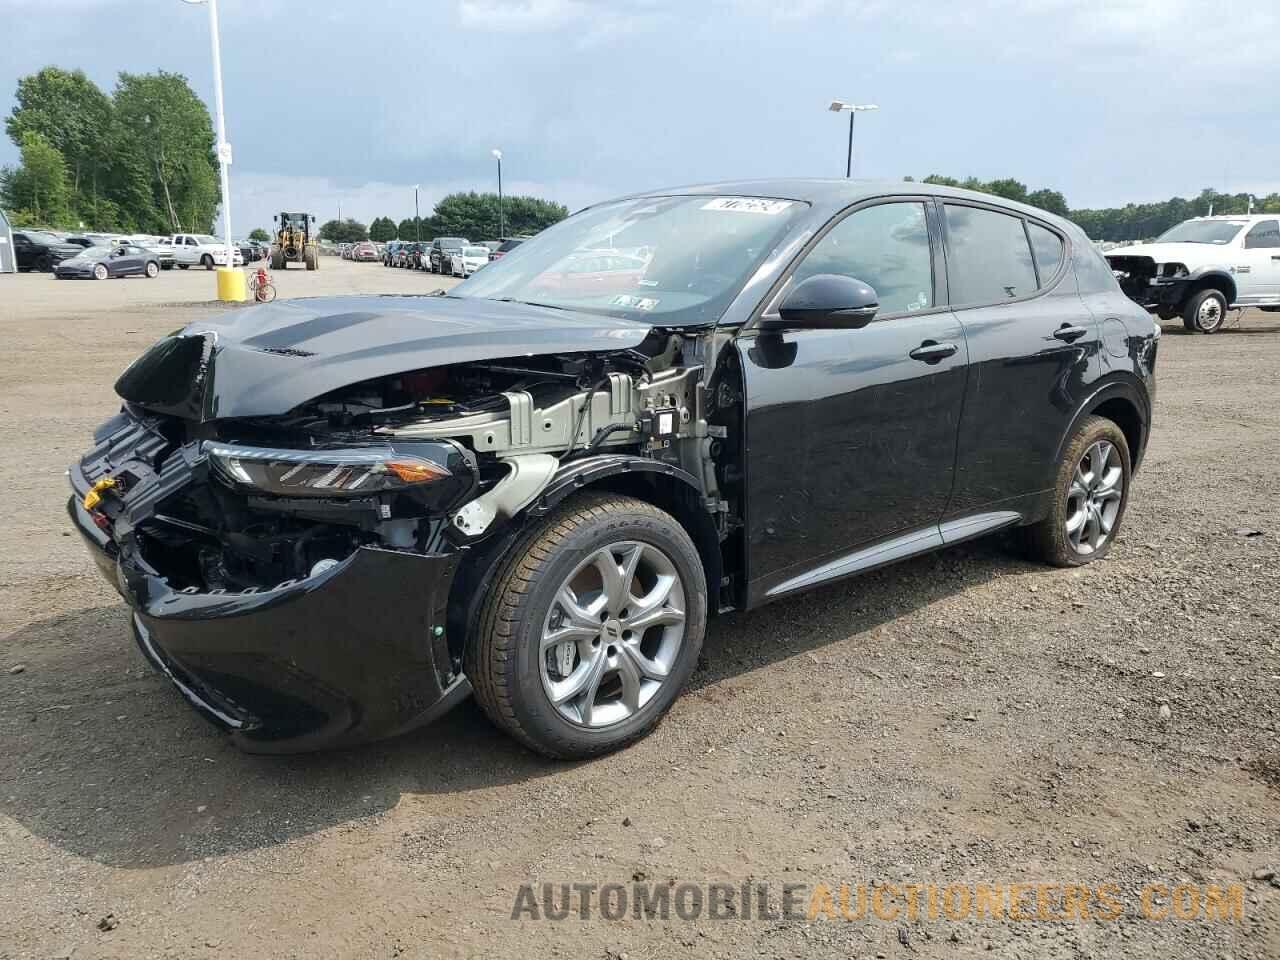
[1048,416,1131,566]
[1187,289,1227,334]
[503,507,707,754]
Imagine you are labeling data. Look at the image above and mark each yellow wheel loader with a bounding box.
[271,212,319,270]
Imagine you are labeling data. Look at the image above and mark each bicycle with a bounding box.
[247,264,276,303]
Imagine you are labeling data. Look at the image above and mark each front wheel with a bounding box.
[201,254,214,271]
[92,264,109,280]
[145,261,159,278]
[467,493,707,759]
[1183,288,1227,333]
[1026,415,1131,567]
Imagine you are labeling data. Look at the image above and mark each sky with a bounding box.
[2,0,1278,234]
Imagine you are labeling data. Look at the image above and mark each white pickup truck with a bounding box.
[1106,215,1280,333]
[165,233,244,271]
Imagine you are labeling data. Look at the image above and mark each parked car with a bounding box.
[489,236,527,262]
[126,235,176,270]
[169,234,244,270]
[11,230,82,271]
[429,237,468,273]
[1106,215,1280,333]
[352,241,379,262]
[54,244,161,280]
[67,179,1155,759]
[63,236,95,249]
[449,244,493,277]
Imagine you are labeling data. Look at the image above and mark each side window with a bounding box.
[790,202,933,315]
[1244,220,1280,249]
[944,205,1038,304]
[1027,223,1065,286]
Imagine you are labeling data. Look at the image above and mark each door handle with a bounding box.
[1271,255,1280,261]
[908,340,958,364]
[1052,324,1088,343]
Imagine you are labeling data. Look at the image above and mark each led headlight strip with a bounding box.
[205,442,450,497]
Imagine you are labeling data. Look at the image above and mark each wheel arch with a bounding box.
[1054,380,1150,475]
[1185,269,1236,306]
[445,456,722,664]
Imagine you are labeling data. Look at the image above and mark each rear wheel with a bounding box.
[1026,415,1131,567]
[468,493,707,759]
[1183,288,1227,333]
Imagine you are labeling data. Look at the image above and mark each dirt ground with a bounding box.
[1,259,1277,960]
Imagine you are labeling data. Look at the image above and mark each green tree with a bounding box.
[428,191,567,240]
[0,131,72,226]
[248,227,270,241]
[369,216,397,242]
[5,67,112,202]
[1026,188,1069,217]
[318,217,368,243]
[113,71,219,233]
[397,216,425,240]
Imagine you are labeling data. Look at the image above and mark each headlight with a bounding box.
[206,442,451,498]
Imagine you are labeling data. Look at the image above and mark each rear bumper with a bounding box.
[68,495,470,754]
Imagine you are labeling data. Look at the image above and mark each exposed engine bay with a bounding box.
[80,327,735,601]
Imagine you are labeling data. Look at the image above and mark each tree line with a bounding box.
[916,174,1280,241]
[319,192,569,245]
[1,67,221,234]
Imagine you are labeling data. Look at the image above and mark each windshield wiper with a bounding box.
[490,297,573,312]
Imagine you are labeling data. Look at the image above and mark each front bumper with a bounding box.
[67,493,470,754]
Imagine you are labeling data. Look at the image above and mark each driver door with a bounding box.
[738,198,968,603]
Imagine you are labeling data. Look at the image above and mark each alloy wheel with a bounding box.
[1065,440,1123,555]
[540,541,687,728]
[1197,296,1223,332]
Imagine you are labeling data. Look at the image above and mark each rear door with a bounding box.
[1240,220,1280,301]
[739,197,969,602]
[940,202,1100,521]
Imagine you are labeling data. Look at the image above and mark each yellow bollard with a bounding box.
[216,266,247,302]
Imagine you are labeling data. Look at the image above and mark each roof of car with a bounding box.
[615,178,1078,229]
[1186,214,1274,223]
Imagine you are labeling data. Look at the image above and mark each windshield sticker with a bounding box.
[610,295,660,311]
[701,197,793,215]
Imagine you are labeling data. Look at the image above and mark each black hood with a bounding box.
[115,294,653,420]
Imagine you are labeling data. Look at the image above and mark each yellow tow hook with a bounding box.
[83,476,118,511]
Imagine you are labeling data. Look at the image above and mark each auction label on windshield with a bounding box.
[701,197,793,215]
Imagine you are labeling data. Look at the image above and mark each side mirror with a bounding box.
[311,216,317,223]
[762,274,880,331]
[272,215,278,222]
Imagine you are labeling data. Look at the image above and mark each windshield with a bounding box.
[438,238,466,249]
[1156,220,1247,244]
[23,231,60,244]
[463,246,489,257]
[453,195,807,325]
[76,246,114,260]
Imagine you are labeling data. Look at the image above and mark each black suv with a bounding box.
[428,237,468,273]
[13,230,83,272]
[67,180,1156,759]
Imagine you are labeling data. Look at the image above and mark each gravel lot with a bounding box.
[1,259,1277,960]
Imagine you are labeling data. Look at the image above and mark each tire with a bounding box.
[304,248,317,271]
[1025,415,1131,568]
[201,254,214,271]
[161,262,173,270]
[37,254,54,272]
[92,264,108,281]
[145,261,159,278]
[256,282,276,303]
[178,263,189,270]
[467,493,707,759]
[271,251,284,271]
[1183,288,1227,334]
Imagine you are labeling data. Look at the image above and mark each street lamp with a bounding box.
[492,149,505,239]
[183,0,241,300]
[414,184,421,241]
[828,100,878,178]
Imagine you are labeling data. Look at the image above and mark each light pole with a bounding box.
[828,100,879,178]
[492,149,505,238]
[185,0,241,299]
[414,185,420,241]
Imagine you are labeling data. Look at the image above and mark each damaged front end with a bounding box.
[69,300,722,752]
[1106,254,1193,316]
